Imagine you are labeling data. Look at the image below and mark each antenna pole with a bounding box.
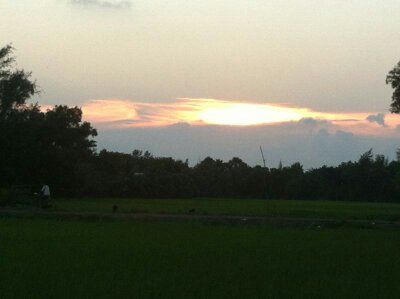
[260,146,266,168]
[259,146,268,199]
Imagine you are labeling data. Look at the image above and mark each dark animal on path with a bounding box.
[188,208,196,214]
[112,205,118,213]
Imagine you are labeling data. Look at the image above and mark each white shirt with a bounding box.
[41,185,50,196]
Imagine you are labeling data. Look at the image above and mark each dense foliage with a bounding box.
[387,60,400,113]
[65,150,400,201]
[0,45,97,195]
[2,44,400,202]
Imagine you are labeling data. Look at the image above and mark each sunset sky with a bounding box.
[2,0,400,167]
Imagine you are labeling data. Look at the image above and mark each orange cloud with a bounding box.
[82,99,138,123]
[42,98,400,137]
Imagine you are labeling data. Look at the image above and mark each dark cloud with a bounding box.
[70,0,131,9]
[366,113,386,127]
[298,117,329,127]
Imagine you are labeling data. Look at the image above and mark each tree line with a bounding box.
[63,149,400,201]
[2,44,400,202]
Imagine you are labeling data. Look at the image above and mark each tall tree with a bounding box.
[0,45,97,194]
[38,106,97,192]
[0,45,38,186]
[0,45,37,118]
[386,61,400,113]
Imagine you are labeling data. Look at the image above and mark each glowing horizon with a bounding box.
[197,102,304,126]
[37,98,400,136]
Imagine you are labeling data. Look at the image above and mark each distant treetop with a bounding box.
[387,61,400,113]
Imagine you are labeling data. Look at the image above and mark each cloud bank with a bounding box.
[79,98,386,130]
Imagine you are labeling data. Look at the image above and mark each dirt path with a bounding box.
[1,208,399,229]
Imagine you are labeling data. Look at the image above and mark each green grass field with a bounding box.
[3,198,400,298]
[56,197,400,222]
[1,217,400,298]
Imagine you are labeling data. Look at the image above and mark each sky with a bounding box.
[1,0,400,167]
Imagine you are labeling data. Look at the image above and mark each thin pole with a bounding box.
[260,146,266,168]
[260,146,268,199]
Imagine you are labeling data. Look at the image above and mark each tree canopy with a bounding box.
[0,45,97,192]
[0,45,36,118]
[387,61,400,113]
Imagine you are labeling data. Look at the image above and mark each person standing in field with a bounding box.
[41,184,51,208]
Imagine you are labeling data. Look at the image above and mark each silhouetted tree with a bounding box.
[0,45,37,118]
[387,60,400,113]
[0,44,39,186]
[0,45,97,195]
